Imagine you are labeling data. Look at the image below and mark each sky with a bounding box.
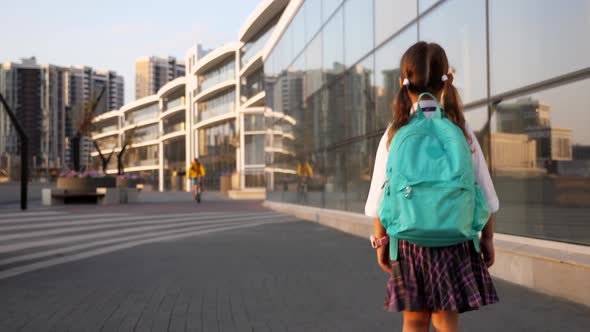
[0,0,261,103]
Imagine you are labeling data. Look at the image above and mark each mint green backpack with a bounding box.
[378,93,490,260]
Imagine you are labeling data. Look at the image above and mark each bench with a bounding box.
[42,187,124,206]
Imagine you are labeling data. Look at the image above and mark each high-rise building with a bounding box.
[0,58,43,171]
[1,58,123,174]
[135,56,185,99]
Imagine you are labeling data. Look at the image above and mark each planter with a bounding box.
[57,177,116,192]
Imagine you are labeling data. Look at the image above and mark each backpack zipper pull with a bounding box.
[405,186,412,199]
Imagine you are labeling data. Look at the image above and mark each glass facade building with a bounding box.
[264,0,590,245]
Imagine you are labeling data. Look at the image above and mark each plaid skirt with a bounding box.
[384,239,499,313]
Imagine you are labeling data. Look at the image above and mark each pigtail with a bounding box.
[442,80,471,147]
[387,83,413,149]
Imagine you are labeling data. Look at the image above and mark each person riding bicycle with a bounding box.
[187,158,206,199]
[296,158,313,203]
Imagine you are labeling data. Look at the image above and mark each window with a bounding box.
[489,0,590,94]
[343,0,374,67]
[374,0,417,46]
[420,0,487,103]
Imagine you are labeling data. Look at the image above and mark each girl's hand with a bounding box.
[480,237,495,268]
[377,245,393,274]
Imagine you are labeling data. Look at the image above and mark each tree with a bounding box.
[72,87,105,172]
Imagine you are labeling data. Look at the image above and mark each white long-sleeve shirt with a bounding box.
[364,100,500,218]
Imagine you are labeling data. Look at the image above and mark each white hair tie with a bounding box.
[402,78,410,86]
[441,74,448,82]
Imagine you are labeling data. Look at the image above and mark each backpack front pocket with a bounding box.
[395,182,474,240]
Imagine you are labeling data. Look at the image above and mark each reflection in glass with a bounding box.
[374,25,417,129]
[245,134,265,165]
[244,113,265,132]
[305,0,322,43]
[125,103,158,126]
[130,124,159,143]
[198,58,235,93]
[490,79,590,245]
[419,0,440,13]
[198,121,237,190]
[419,0,487,103]
[124,144,159,167]
[162,112,185,135]
[241,19,277,67]
[344,0,374,66]
[305,33,323,99]
[241,68,265,102]
[92,118,118,135]
[489,0,590,95]
[322,8,345,78]
[95,135,118,151]
[374,0,417,46]
[292,5,306,58]
[198,90,236,122]
[345,56,374,137]
[163,137,186,191]
[322,0,343,22]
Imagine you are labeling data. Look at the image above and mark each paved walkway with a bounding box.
[0,193,588,331]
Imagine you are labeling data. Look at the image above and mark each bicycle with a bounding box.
[193,176,203,203]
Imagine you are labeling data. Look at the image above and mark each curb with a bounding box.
[263,200,590,308]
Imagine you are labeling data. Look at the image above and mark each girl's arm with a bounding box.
[482,214,495,239]
[364,127,390,218]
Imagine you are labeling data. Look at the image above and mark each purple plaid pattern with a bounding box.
[384,240,499,313]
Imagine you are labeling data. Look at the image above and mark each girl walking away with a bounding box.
[365,42,500,332]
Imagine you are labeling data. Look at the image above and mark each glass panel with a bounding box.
[489,0,590,95]
[463,106,491,164]
[198,121,237,190]
[322,0,343,22]
[292,5,306,58]
[343,0,374,66]
[244,113,265,132]
[162,111,186,135]
[92,117,119,135]
[125,103,158,126]
[95,135,118,151]
[345,137,379,213]
[374,25,417,130]
[241,68,265,102]
[279,25,294,70]
[490,79,590,245]
[129,123,159,143]
[419,0,487,103]
[322,8,344,79]
[305,33,323,99]
[245,167,265,187]
[198,90,235,122]
[163,137,186,191]
[305,0,322,43]
[245,134,265,165]
[124,144,159,167]
[374,0,417,46]
[324,146,347,210]
[198,58,235,93]
[163,96,184,111]
[345,56,374,137]
[419,0,440,13]
[241,20,277,67]
[325,78,346,146]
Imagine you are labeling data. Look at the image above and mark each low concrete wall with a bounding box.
[0,182,55,204]
[263,200,590,307]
